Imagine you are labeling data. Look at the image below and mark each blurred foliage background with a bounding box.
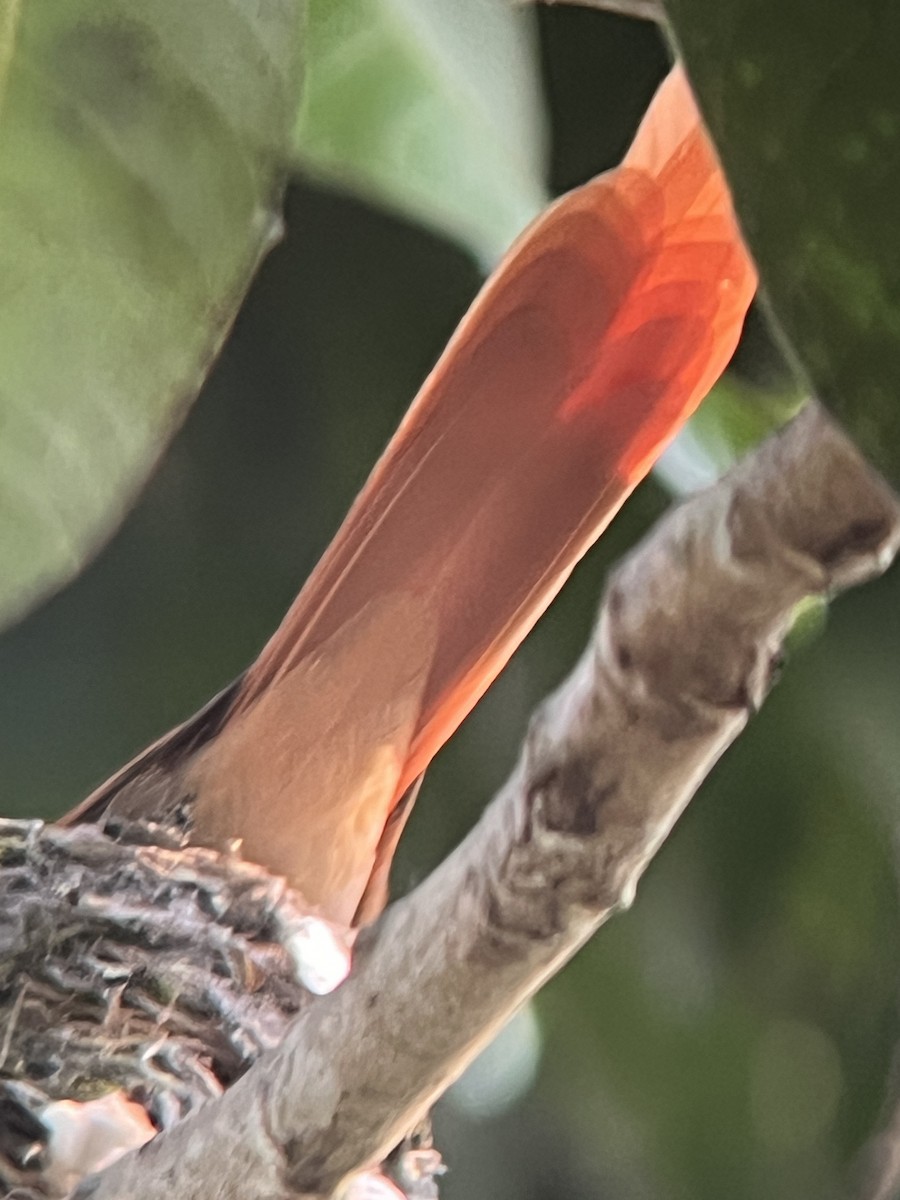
[1,4,899,1199]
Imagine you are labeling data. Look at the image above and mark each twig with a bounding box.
[78,401,900,1200]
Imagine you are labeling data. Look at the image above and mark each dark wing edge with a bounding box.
[57,675,244,828]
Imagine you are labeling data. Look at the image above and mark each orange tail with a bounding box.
[64,66,756,926]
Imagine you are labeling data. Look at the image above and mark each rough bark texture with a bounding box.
[22,400,889,1200]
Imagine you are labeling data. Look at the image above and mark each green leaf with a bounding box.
[0,0,305,630]
[664,0,900,484]
[295,0,548,265]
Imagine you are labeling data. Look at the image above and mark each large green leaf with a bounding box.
[664,0,900,483]
[0,0,304,629]
[295,0,548,265]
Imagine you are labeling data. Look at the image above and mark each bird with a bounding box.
[60,64,757,933]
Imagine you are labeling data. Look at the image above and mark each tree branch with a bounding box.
[75,401,900,1200]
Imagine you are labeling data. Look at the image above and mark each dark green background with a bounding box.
[2,9,899,1198]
